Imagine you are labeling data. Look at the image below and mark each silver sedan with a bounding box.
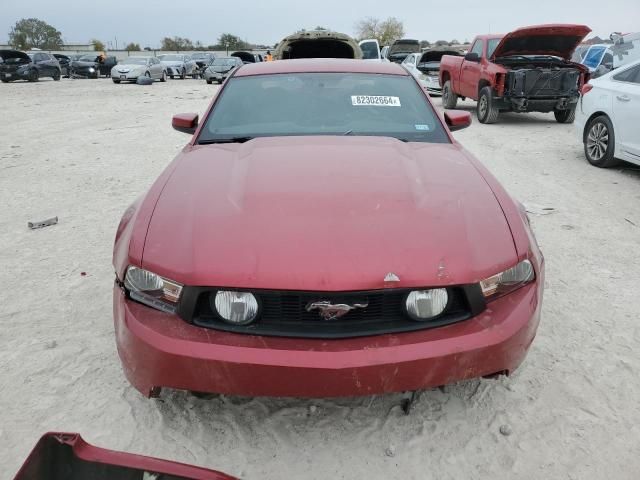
[111,57,167,83]
[157,54,198,79]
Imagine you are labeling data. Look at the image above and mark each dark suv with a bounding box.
[0,50,61,82]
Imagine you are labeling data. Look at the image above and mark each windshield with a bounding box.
[79,55,98,62]
[487,38,501,57]
[582,46,607,69]
[198,73,449,144]
[212,58,237,66]
[120,57,148,65]
[159,55,183,61]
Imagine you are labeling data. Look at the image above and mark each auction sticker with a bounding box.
[351,95,401,107]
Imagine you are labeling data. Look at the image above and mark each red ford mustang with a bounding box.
[113,59,544,398]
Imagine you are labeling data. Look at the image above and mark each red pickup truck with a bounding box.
[439,24,591,124]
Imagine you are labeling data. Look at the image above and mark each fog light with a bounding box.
[213,291,258,325]
[405,289,448,321]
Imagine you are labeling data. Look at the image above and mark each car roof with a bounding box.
[235,58,408,77]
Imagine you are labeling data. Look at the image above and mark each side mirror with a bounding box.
[172,113,199,134]
[444,110,472,132]
[464,52,480,62]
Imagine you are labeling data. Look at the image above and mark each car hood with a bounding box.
[420,49,461,63]
[142,137,518,291]
[114,64,145,70]
[0,49,30,62]
[491,24,591,60]
[389,40,421,56]
[210,65,233,72]
[72,60,98,67]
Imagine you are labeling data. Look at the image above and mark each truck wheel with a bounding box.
[441,80,458,109]
[477,87,499,124]
[554,106,576,124]
[584,115,618,168]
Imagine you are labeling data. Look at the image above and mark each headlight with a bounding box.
[212,291,258,325]
[480,260,534,300]
[124,266,183,313]
[88,67,95,72]
[405,289,448,321]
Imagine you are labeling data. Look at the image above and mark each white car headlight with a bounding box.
[212,291,259,325]
[124,266,183,313]
[405,289,449,321]
[480,260,535,300]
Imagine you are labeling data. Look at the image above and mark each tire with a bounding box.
[53,69,61,81]
[112,78,121,84]
[1,79,9,83]
[441,80,458,109]
[206,79,212,84]
[583,115,618,168]
[554,106,576,124]
[477,86,499,124]
[28,69,39,82]
[160,71,167,82]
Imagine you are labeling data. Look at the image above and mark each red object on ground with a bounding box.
[113,59,545,398]
[13,432,236,480]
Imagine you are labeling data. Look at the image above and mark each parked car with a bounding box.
[439,24,591,123]
[157,54,198,79]
[203,56,243,84]
[575,59,640,168]
[581,33,640,78]
[53,53,71,77]
[402,48,462,95]
[113,59,544,399]
[190,52,215,77]
[69,54,102,78]
[274,29,363,59]
[0,50,61,82]
[386,39,421,63]
[13,432,235,480]
[111,56,167,83]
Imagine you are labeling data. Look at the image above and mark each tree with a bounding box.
[217,33,248,50]
[420,40,431,49]
[354,17,404,45]
[434,40,449,47]
[161,36,194,51]
[92,39,105,51]
[449,39,460,46]
[125,42,141,51]
[8,18,63,50]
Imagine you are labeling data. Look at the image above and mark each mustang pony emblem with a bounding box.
[306,300,369,320]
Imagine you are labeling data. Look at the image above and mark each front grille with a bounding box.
[177,285,485,339]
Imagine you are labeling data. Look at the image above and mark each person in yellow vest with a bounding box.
[265,50,273,61]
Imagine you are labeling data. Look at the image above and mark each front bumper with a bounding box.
[0,69,30,80]
[495,95,580,113]
[114,279,542,398]
[166,66,183,76]
[114,72,143,81]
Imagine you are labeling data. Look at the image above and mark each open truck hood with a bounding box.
[491,24,591,60]
[0,49,30,62]
[13,432,236,480]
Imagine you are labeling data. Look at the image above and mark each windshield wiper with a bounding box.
[199,136,254,144]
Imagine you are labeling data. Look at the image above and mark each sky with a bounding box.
[2,0,639,48]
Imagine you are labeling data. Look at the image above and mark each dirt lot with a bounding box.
[1,76,639,479]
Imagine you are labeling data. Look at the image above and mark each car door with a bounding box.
[612,63,640,161]
[359,39,381,60]
[460,39,484,99]
[33,53,48,75]
[149,58,159,78]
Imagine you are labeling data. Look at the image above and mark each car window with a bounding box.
[486,39,501,57]
[34,53,45,62]
[360,41,380,60]
[470,40,484,57]
[198,73,449,144]
[582,46,607,69]
[613,64,640,84]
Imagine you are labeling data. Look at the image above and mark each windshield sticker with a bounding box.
[351,95,401,107]
[415,124,430,131]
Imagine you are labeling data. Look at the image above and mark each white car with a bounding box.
[575,59,640,167]
[111,57,167,83]
[402,49,462,96]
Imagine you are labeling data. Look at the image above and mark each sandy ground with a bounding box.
[1,76,639,479]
